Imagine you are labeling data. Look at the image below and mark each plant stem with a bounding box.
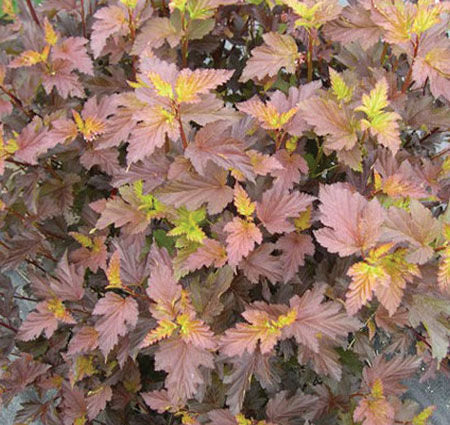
[25,0,41,27]
[401,35,420,94]
[80,0,87,38]
[0,320,17,333]
[307,31,313,82]
[0,85,35,119]
[176,108,188,149]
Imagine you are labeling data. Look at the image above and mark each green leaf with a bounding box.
[168,206,207,243]
[153,229,176,255]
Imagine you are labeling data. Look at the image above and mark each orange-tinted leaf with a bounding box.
[224,217,262,266]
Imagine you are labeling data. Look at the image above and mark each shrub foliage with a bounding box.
[0,1,449,425]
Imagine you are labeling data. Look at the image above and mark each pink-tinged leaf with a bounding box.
[314,183,384,256]
[52,37,94,75]
[185,238,227,272]
[52,251,85,301]
[141,390,173,414]
[224,217,262,267]
[208,409,238,425]
[80,147,121,175]
[298,339,342,381]
[247,150,283,176]
[381,201,441,265]
[18,300,75,341]
[185,121,254,181]
[67,326,99,355]
[14,120,54,165]
[362,355,421,396]
[284,285,361,352]
[299,97,358,151]
[71,235,108,273]
[62,383,87,425]
[0,354,50,404]
[146,262,181,319]
[95,195,149,234]
[93,293,139,357]
[276,232,315,283]
[47,118,78,146]
[323,2,382,49]
[41,59,84,98]
[272,149,308,192]
[157,165,233,215]
[155,338,214,402]
[87,385,113,420]
[0,97,12,118]
[256,188,315,234]
[354,392,395,425]
[220,302,292,356]
[127,104,179,163]
[91,5,129,57]
[239,243,283,284]
[266,390,318,425]
[132,17,181,55]
[240,32,299,81]
[175,68,233,104]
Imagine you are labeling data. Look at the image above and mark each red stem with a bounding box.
[176,109,188,149]
[307,31,313,82]
[25,0,41,27]
[80,0,87,38]
[401,35,420,94]
[0,320,17,333]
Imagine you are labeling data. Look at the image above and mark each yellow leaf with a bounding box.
[44,19,58,46]
[106,251,122,289]
[119,0,138,9]
[234,184,255,218]
[74,416,87,425]
[47,298,71,321]
[142,319,178,347]
[236,413,252,425]
[330,69,353,103]
[1,0,15,18]
[412,0,442,36]
[356,79,389,120]
[371,378,384,399]
[412,406,435,425]
[74,355,96,383]
[14,50,45,67]
[69,232,94,249]
[294,206,312,231]
[148,72,174,99]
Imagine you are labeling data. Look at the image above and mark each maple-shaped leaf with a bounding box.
[93,185,151,234]
[314,183,385,256]
[408,295,450,363]
[185,238,227,272]
[220,302,296,356]
[354,379,395,425]
[224,217,262,267]
[239,243,283,284]
[297,337,342,381]
[105,250,122,289]
[238,95,298,131]
[256,188,315,234]
[299,96,359,151]
[185,121,254,181]
[381,200,441,264]
[346,245,420,316]
[233,184,256,218]
[412,31,450,102]
[18,299,75,341]
[362,355,421,397]
[155,338,214,402]
[132,17,181,55]
[157,165,233,215]
[52,37,94,75]
[284,285,360,352]
[248,150,283,176]
[86,385,113,420]
[0,354,50,405]
[266,390,318,425]
[276,232,315,283]
[323,2,382,49]
[13,119,57,165]
[284,0,342,29]
[41,59,85,98]
[91,5,129,57]
[61,383,87,425]
[355,78,402,154]
[174,68,233,103]
[71,234,108,273]
[272,149,309,192]
[141,389,174,414]
[168,206,207,243]
[67,326,99,355]
[240,32,299,81]
[92,292,138,357]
